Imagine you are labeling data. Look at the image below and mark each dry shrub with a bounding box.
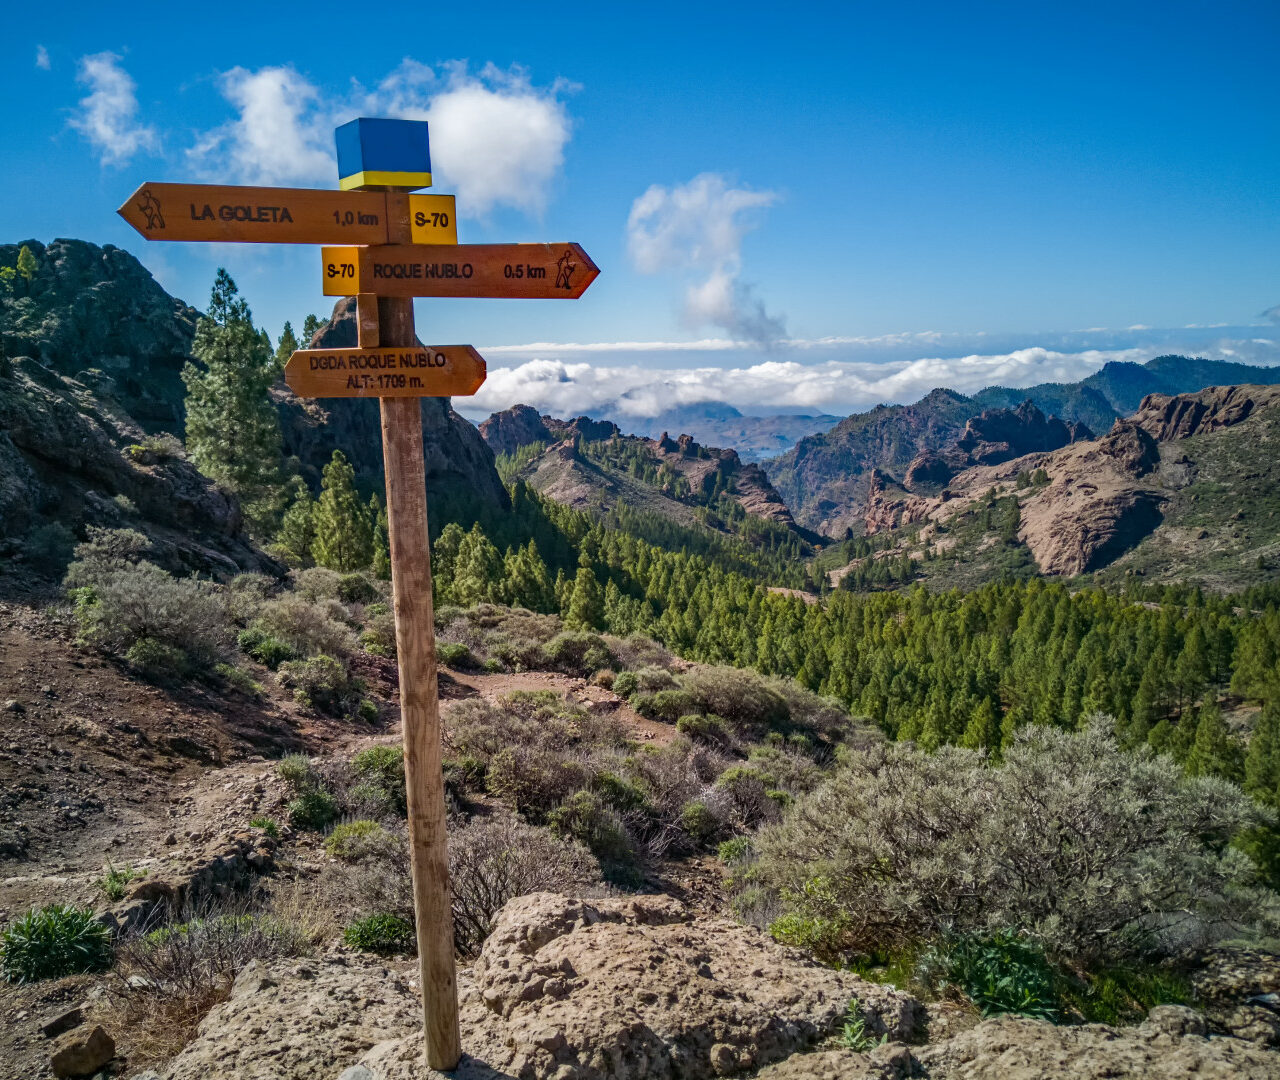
[680,665,790,737]
[251,594,354,658]
[608,633,675,673]
[292,567,343,601]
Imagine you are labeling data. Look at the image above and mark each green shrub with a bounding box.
[277,754,317,792]
[124,637,189,681]
[838,999,889,1052]
[717,837,754,864]
[343,913,414,954]
[238,627,297,669]
[249,816,280,838]
[547,790,637,884]
[541,631,616,676]
[337,573,378,604]
[1,905,113,983]
[483,657,504,674]
[278,654,356,714]
[632,689,696,723]
[676,713,730,746]
[351,745,406,814]
[680,800,722,844]
[357,699,378,723]
[292,567,343,601]
[251,595,353,658]
[360,612,397,658]
[97,864,145,902]
[216,662,262,696]
[919,932,1059,1020]
[287,788,339,831]
[681,666,789,736]
[1065,965,1193,1025]
[612,670,638,698]
[324,820,397,862]
[437,642,477,668]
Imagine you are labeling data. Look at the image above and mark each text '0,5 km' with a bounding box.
[321,243,600,299]
[283,345,487,399]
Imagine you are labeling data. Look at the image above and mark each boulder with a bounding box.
[49,1024,114,1078]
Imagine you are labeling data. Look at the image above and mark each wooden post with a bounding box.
[367,187,463,1071]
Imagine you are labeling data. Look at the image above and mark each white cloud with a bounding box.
[628,173,784,344]
[35,46,50,71]
[464,330,1280,420]
[188,60,573,216]
[69,52,158,165]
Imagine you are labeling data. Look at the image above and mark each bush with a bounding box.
[237,627,297,669]
[125,637,190,681]
[679,800,723,844]
[681,666,790,737]
[632,689,697,723]
[752,720,1278,965]
[1,904,113,982]
[612,670,639,698]
[324,820,397,862]
[249,816,279,838]
[351,745,406,815]
[251,595,354,658]
[676,713,731,747]
[343,913,414,954]
[917,932,1059,1020]
[337,573,379,604]
[541,631,616,676]
[437,642,476,668]
[286,788,339,831]
[449,814,602,957]
[98,865,145,902]
[547,790,638,884]
[360,612,397,658]
[277,654,357,714]
[277,754,317,792]
[71,560,230,674]
[718,837,754,864]
[292,567,343,601]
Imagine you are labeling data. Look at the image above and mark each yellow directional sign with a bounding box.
[320,243,600,299]
[284,344,486,399]
[408,194,457,244]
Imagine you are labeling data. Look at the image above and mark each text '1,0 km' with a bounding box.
[283,345,486,399]
[118,183,457,245]
[321,243,600,298]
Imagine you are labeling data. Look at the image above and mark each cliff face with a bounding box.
[277,297,509,516]
[862,384,1280,580]
[0,239,198,430]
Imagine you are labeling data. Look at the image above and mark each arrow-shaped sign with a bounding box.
[118,183,458,246]
[284,344,486,399]
[320,243,599,299]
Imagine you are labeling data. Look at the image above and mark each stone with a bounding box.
[39,1005,84,1039]
[49,1024,114,1078]
[336,1068,376,1080]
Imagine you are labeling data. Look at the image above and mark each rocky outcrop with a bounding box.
[0,356,272,578]
[277,297,508,515]
[156,892,921,1080]
[479,406,620,457]
[1133,384,1280,442]
[955,401,1089,465]
[0,240,198,430]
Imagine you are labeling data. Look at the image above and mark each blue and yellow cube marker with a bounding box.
[335,118,432,191]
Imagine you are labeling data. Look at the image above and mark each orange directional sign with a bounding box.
[320,243,600,299]
[118,183,456,246]
[284,344,486,399]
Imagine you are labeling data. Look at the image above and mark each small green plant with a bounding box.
[125,637,189,682]
[324,820,395,861]
[436,642,476,668]
[1,905,113,983]
[277,754,316,791]
[249,816,280,838]
[286,787,339,831]
[838,999,889,1052]
[343,913,414,954]
[680,799,721,844]
[337,573,378,604]
[717,837,753,864]
[351,745,406,814]
[97,864,145,902]
[238,627,297,669]
[920,931,1059,1021]
[216,662,263,696]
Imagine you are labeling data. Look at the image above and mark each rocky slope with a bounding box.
[481,405,800,535]
[766,356,1280,537]
[861,384,1280,584]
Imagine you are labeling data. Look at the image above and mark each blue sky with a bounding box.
[4,1,1278,417]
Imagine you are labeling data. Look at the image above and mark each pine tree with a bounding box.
[274,321,299,373]
[183,270,283,531]
[15,245,37,289]
[452,524,504,606]
[1185,697,1244,781]
[959,698,1001,753]
[276,478,316,564]
[301,314,323,344]
[311,450,373,571]
[431,522,466,604]
[371,494,391,580]
[1245,702,1280,808]
[566,561,605,630]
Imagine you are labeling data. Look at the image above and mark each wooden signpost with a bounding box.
[119,116,598,1073]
